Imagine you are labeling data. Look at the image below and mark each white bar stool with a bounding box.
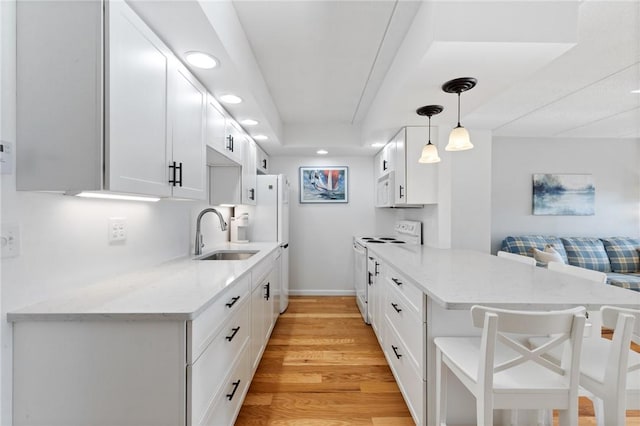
[435,305,586,426]
[497,250,537,266]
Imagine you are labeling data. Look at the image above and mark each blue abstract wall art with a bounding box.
[532,173,595,215]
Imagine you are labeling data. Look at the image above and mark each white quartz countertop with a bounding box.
[7,242,280,322]
[369,245,640,310]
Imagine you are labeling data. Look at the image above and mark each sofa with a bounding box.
[500,236,640,292]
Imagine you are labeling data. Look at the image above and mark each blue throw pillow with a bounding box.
[601,237,640,273]
[561,237,611,272]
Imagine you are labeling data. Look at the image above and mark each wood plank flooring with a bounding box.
[237,296,640,425]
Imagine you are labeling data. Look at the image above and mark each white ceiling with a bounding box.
[130,0,640,156]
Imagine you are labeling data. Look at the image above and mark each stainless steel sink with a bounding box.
[196,250,258,261]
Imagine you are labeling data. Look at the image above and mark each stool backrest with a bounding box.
[497,251,536,266]
[470,305,586,392]
[600,306,639,373]
[548,262,607,284]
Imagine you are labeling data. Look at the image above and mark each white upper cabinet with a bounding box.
[394,127,438,206]
[256,144,269,175]
[16,1,206,200]
[242,139,258,205]
[206,97,245,166]
[374,127,437,207]
[168,63,207,200]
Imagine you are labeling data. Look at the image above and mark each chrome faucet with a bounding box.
[194,208,228,255]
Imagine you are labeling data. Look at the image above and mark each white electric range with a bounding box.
[352,220,422,323]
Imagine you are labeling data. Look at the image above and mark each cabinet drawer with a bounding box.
[385,267,424,318]
[251,250,277,290]
[189,274,250,362]
[199,343,250,426]
[384,287,425,377]
[383,317,425,425]
[190,301,250,424]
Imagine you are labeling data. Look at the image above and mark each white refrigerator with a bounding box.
[238,175,290,313]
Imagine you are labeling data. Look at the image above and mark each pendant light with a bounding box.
[442,77,477,151]
[416,105,443,164]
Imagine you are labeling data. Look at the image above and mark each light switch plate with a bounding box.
[1,223,21,258]
[108,217,127,243]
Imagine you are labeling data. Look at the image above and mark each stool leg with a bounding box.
[436,348,448,425]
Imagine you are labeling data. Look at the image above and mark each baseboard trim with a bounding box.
[288,289,356,296]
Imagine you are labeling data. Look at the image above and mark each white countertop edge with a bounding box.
[7,242,280,322]
[368,244,640,311]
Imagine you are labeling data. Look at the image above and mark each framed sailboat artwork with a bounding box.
[299,166,348,203]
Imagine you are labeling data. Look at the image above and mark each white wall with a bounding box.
[0,6,229,422]
[491,137,640,253]
[268,156,375,295]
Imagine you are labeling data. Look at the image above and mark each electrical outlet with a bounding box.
[0,141,14,175]
[1,224,21,258]
[108,217,127,243]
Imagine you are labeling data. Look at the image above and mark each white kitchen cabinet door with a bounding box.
[242,139,257,205]
[256,144,269,175]
[250,279,267,372]
[393,128,407,205]
[224,121,245,165]
[106,0,172,197]
[169,63,207,200]
[206,98,243,166]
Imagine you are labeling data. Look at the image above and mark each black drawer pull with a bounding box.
[226,296,240,308]
[374,262,379,276]
[391,303,402,313]
[264,282,270,301]
[226,380,241,401]
[226,326,240,342]
[391,277,402,286]
[391,345,402,359]
[368,272,373,286]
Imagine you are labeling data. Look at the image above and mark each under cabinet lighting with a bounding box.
[185,51,218,69]
[219,94,242,104]
[71,192,160,202]
[371,143,385,148]
[253,135,268,141]
[317,149,328,155]
[240,119,258,126]
[632,89,640,94]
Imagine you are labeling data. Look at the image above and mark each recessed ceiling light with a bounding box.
[185,51,218,69]
[219,94,242,104]
[241,119,258,126]
[631,89,640,94]
[253,134,268,141]
[371,143,385,148]
[317,149,328,155]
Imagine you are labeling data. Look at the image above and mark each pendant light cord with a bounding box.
[457,92,461,127]
[428,115,432,144]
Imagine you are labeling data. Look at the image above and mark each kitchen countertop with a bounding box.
[369,244,640,310]
[7,242,280,322]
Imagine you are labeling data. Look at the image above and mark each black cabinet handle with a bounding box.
[391,345,402,359]
[391,303,402,313]
[226,380,241,401]
[226,326,240,342]
[368,256,373,260]
[368,272,373,286]
[374,262,380,276]
[262,159,267,169]
[264,282,270,301]
[169,162,183,186]
[281,243,289,249]
[226,296,240,308]
[383,160,388,171]
[169,161,177,186]
[249,188,255,200]
[391,277,402,286]
[226,135,234,152]
[399,185,404,198]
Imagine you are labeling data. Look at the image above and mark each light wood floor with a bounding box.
[237,296,640,425]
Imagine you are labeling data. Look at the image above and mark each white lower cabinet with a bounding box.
[373,261,427,425]
[12,250,281,426]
